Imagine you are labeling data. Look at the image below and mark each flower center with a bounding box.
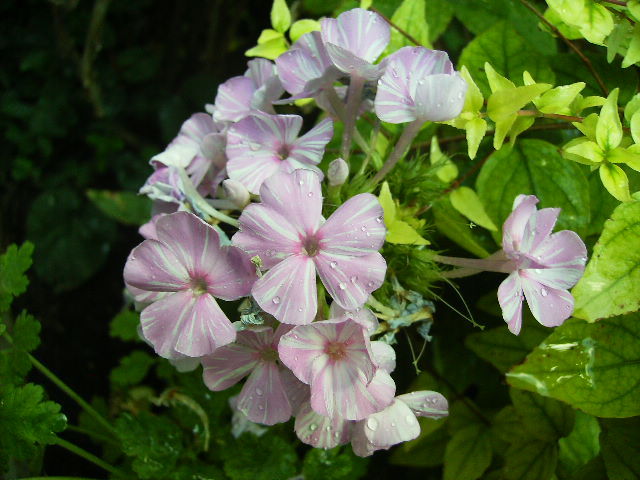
[302,235,321,257]
[324,341,347,361]
[260,347,279,362]
[190,276,208,296]
[277,144,291,160]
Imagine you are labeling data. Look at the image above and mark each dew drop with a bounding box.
[367,417,379,431]
[361,226,367,231]
[339,282,347,290]
[405,414,416,424]
[272,296,281,305]
[436,102,442,109]
[376,216,383,223]
[334,431,340,439]
[256,388,263,396]
[298,307,303,312]
[330,261,337,269]
[367,281,375,288]
[307,192,313,197]
[325,426,331,432]
[298,180,304,186]
[309,423,318,431]
[458,91,464,99]
[418,79,425,85]
[540,288,548,297]
[249,142,261,151]
[350,276,358,284]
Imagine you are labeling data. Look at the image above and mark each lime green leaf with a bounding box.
[503,437,558,480]
[271,0,291,33]
[631,111,640,145]
[0,383,67,467]
[600,418,640,479]
[487,83,551,121]
[87,189,151,226]
[379,181,397,224]
[476,139,591,239]
[465,117,488,160]
[432,198,492,257]
[599,162,631,202]
[537,82,586,115]
[387,0,430,53]
[630,0,640,21]
[0,242,33,312]
[460,65,483,113]
[622,24,640,68]
[507,315,640,418]
[379,183,430,245]
[547,0,614,45]
[430,137,458,183]
[465,320,550,373]
[573,95,606,114]
[110,308,141,342]
[303,447,368,480]
[543,7,584,40]
[485,62,514,93]
[510,388,575,441]
[596,88,622,150]
[587,170,620,237]
[625,93,640,122]
[110,351,155,387]
[289,19,320,42]
[360,0,372,8]
[257,28,283,44]
[450,187,498,231]
[562,138,605,165]
[573,198,640,320]
[443,424,492,480]
[558,412,601,476]
[245,37,289,60]
[459,23,555,97]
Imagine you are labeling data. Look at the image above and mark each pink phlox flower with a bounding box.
[375,46,468,124]
[213,58,284,123]
[351,390,448,457]
[226,113,333,194]
[232,169,387,324]
[202,323,307,425]
[498,195,588,335]
[278,319,395,421]
[321,8,390,81]
[228,394,268,438]
[329,301,379,336]
[275,31,341,100]
[123,211,256,358]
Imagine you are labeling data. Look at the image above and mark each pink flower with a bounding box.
[232,169,387,325]
[278,319,395,421]
[202,324,307,425]
[375,46,467,124]
[213,59,284,123]
[123,212,256,358]
[321,8,390,81]
[226,113,333,194]
[498,195,587,335]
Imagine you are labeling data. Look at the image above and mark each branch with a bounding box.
[370,7,422,46]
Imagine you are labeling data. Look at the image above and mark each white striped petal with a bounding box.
[321,9,389,64]
[526,230,587,289]
[498,272,524,335]
[397,391,448,419]
[329,303,379,336]
[124,240,189,292]
[237,361,292,425]
[213,76,255,122]
[361,399,420,448]
[522,279,574,328]
[201,343,258,391]
[290,118,334,165]
[278,323,331,384]
[294,401,352,448]
[412,73,467,122]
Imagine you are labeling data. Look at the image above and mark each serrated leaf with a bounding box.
[110,351,155,387]
[270,0,291,33]
[595,88,622,150]
[573,198,640,320]
[558,411,600,476]
[110,309,141,342]
[289,19,320,42]
[476,139,591,240]
[443,424,492,480]
[387,0,430,53]
[507,315,640,418]
[600,417,640,480]
[11,311,40,352]
[510,388,575,441]
[450,187,498,232]
[87,189,151,226]
[0,242,34,312]
[223,432,297,480]
[503,437,558,480]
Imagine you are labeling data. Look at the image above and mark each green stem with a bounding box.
[177,168,239,227]
[517,110,583,123]
[28,353,117,437]
[358,118,381,176]
[370,119,423,186]
[66,424,120,447]
[53,437,127,477]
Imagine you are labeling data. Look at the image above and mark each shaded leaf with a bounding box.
[510,388,575,441]
[443,424,493,480]
[87,189,151,226]
[600,417,640,480]
[0,242,33,312]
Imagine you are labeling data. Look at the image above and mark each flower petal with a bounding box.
[396,391,449,419]
[237,361,292,425]
[213,76,255,122]
[205,245,256,300]
[324,43,386,80]
[280,366,309,412]
[361,399,420,447]
[290,118,333,165]
[412,73,467,122]
[329,303,379,335]
[295,401,352,448]
[498,272,524,335]
[318,193,386,256]
[315,251,386,310]
[245,58,277,87]
[124,239,188,292]
[521,277,574,328]
[370,341,396,373]
[366,369,396,411]
[278,323,330,384]
[252,255,318,325]
[502,195,539,255]
[519,207,560,254]
[527,230,587,289]
[201,343,258,391]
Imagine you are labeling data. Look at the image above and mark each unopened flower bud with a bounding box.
[223,179,250,209]
[328,158,349,186]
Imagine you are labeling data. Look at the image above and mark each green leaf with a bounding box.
[600,417,640,479]
[573,198,640,320]
[245,37,289,60]
[110,351,155,387]
[110,309,141,342]
[430,136,458,183]
[465,117,488,160]
[476,139,591,239]
[425,0,454,42]
[465,318,549,373]
[0,383,67,467]
[87,189,151,226]
[271,0,291,33]
[547,0,614,45]
[596,89,622,151]
[622,23,640,68]
[510,388,575,441]
[223,432,297,480]
[450,187,498,232]
[289,19,321,42]
[558,411,601,476]
[443,424,493,480]
[487,83,551,121]
[432,198,492,257]
[303,447,368,480]
[11,311,40,352]
[599,162,631,201]
[379,182,430,245]
[116,412,183,479]
[0,242,34,312]
[587,169,620,237]
[491,405,523,443]
[535,82,586,115]
[387,0,430,52]
[507,315,640,418]
[630,0,640,21]
[562,138,605,166]
[390,418,447,467]
[459,22,555,97]
[503,437,558,480]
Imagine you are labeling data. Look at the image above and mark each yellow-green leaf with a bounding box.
[245,37,289,60]
[430,137,458,183]
[379,182,429,245]
[465,117,487,160]
[460,66,483,113]
[450,187,498,231]
[271,0,291,34]
[387,0,431,52]
[487,83,551,121]
[599,162,631,202]
[563,138,605,165]
[596,88,622,150]
[289,19,320,43]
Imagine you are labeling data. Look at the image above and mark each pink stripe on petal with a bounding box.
[498,273,524,335]
[367,369,396,412]
[214,76,255,122]
[315,252,386,310]
[324,43,385,80]
[252,255,318,325]
[522,280,574,328]
[397,391,448,419]
[237,326,275,351]
[237,361,292,425]
[278,324,329,384]
[528,230,587,288]
[520,207,560,254]
[370,341,396,373]
[290,118,334,165]
[503,195,539,254]
[295,401,352,448]
[124,240,189,292]
[362,399,420,448]
[206,246,256,300]
[280,367,309,412]
[201,343,258,391]
[318,193,386,256]
[329,303,379,335]
[245,58,277,87]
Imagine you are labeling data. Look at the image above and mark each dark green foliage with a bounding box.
[303,447,368,480]
[110,350,156,387]
[222,432,298,480]
[0,242,33,312]
[110,308,142,342]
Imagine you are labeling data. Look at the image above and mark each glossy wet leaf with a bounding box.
[573,198,640,320]
[507,315,640,418]
[510,388,575,441]
[558,411,600,477]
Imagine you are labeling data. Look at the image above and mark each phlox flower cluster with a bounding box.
[123,6,587,457]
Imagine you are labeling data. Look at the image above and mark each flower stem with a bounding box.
[66,424,120,447]
[53,437,127,477]
[341,75,366,161]
[358,117,381,176]
[28,353,117,438]
[370,118,423,186]
[177,168,239,227]
[324,86,347,122]
[433,254,515,273]
[439,267,484,279]
[517,110,584,122]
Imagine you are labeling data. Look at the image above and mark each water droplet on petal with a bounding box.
[298,307,303,312]
[376,216,383,223]
[256,388,263,396]
[391,422,396,427]
[350,276,358,283]
[307,192,313,197]
[361,226,367,231]
[330,261,337,269]
[367,417,379,431]
[272,296,281,305]
[367,281,375,288]
[309,423,317,431]
[339,282,347,290]
[540,288,548,297]
[298,180,304,186]
[405,414,416,424]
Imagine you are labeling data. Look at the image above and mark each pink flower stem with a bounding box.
[433,254,516,274]
[440,267,484,279]
[370,118,423,185]
[341,74,366,161]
